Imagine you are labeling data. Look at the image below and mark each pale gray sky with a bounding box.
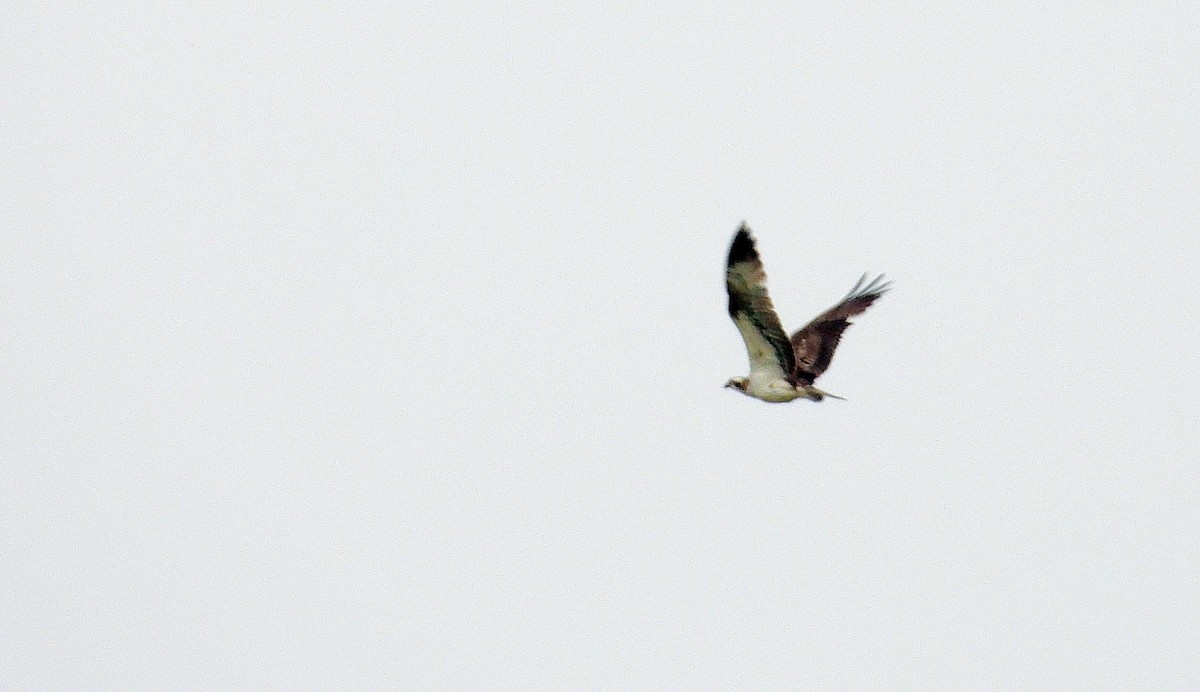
[4,3,1198,689]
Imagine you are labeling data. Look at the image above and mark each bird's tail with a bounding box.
[806,386,846,402]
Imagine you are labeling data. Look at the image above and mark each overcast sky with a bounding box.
[4,3,1198,688]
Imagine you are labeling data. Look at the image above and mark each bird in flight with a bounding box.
[724,223,890,403]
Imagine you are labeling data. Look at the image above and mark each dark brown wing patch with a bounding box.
[790,273,890,384]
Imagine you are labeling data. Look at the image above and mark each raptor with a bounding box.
[724,223,890,403]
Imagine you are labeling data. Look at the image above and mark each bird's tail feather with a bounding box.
[807,386,846,401]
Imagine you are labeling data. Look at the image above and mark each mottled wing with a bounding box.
[726,224,796,378]
[790,273,890,384]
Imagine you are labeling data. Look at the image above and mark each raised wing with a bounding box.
[726,224,796,378]
[790,273,890,384]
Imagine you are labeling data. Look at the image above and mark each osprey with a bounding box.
[724,223,890,403]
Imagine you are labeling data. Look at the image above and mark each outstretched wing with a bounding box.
[726,224,796,379]
[790,273,890,384]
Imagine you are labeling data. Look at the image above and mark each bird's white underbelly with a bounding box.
[746,373,804,402]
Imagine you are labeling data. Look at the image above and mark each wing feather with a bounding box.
[789,272,890,384]
[725,225,796,378]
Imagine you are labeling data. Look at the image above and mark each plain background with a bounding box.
[4,3,1198,688]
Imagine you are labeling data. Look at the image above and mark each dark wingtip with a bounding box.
[844,273,893,301]
[727,223,757,266]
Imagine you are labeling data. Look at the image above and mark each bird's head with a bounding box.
[724,377,748,393]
